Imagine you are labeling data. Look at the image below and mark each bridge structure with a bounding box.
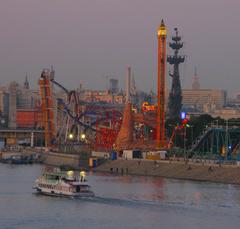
[189,125,240,160]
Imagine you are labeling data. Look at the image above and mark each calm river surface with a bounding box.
[0,164,240,229]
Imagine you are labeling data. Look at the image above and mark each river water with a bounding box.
[0,164,240,229]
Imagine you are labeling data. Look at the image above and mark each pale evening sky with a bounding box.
[0,0,239,96]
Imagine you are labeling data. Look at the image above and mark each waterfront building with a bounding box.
[16,86,39,110]
[210,107,240,119]
[182,89,227,112]
[16,108,42,129]
[227,93,240,108]
[6,78,42,129]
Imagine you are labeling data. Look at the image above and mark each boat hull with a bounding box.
[34,186,95,198]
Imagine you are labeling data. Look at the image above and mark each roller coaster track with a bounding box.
[52,79,122,133]
[57,98,96,131]
[51,79,69,94]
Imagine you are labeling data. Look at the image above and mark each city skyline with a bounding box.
[0,0,239,96]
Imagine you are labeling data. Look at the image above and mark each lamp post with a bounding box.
[181,115,189,161]
[225,119,229,160]
[191,125,194,150]
[184,125,186,161]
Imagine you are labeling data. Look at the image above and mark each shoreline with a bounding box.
[95,159,240,185]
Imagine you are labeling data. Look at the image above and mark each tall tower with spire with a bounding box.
[156,19,167,148]
[167,28,185,120]
[24,74,29,89]
[192,67,200,90]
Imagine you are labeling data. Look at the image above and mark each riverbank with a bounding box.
[0,149,44,164]
[96,159,240,185]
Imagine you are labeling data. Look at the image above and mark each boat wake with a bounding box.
[76,195,239,215]
[33,192,240,216]
[75,195,198,210]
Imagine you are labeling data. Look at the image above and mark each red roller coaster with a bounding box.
[39,69,123,150]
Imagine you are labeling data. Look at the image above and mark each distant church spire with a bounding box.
[24,74,29,89]
[192,66,200,90]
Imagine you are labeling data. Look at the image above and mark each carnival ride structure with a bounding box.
[39,69,123,150]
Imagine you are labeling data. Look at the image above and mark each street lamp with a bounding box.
[69,133,74,140]
[81,134,86,140]
[183,124,191,161]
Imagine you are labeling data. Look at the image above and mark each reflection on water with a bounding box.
[92,171,240,208]
[0,164,240,229]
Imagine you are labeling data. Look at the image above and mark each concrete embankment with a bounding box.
[96,159,240,185]
[44,152,89,169]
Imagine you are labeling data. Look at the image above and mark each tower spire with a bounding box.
[192,66,200,90]
[161,19,164,26]
[167,27,185,120]
[24,73,29,89]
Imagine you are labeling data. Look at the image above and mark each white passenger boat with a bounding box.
[33,168,94,198]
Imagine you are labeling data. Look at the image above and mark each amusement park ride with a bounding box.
[39,67,160,151]
[39,68,123,151]
[38,20,240,158]
[38,20,172,152]
[41,20,231,158]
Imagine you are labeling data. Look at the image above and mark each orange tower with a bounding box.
[156,20,167,148]
[39,69,55,148]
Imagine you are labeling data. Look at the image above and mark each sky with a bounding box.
[0,0,239,96]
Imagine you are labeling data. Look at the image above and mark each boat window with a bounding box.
[80,185,89,192]
[76,186,80,192]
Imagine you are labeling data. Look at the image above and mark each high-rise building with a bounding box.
[8,82,17,129]
[109,79,119,94]
[0,89,9,115]
[7,77,41,129]
[0,88,9,128]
